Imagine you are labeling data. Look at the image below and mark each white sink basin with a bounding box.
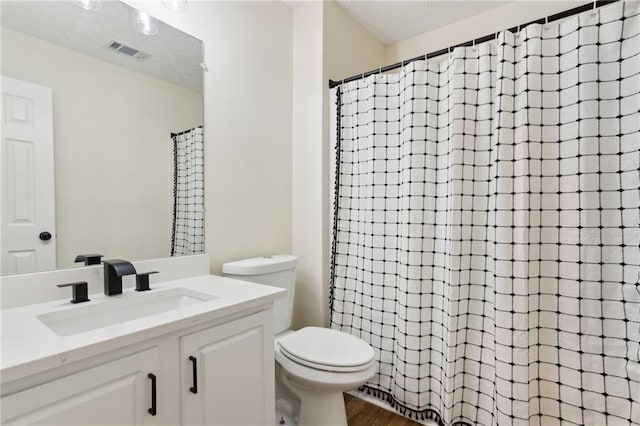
[37,288,217,336]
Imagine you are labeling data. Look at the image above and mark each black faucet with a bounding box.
[103,259,137,295]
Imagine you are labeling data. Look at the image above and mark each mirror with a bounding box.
[1,1,204,275]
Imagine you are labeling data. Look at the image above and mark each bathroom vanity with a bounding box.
[0,268,286,425]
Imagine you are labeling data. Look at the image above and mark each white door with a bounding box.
[1,76,56,274]
[0,348,162,425]
[181,310,275,425]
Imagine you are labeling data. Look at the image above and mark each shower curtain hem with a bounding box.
[359,384,475,426]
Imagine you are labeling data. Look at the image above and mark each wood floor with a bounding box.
[344,394,421,426]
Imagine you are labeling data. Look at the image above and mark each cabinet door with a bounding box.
[181,310,275,426]
[1,348,161,425]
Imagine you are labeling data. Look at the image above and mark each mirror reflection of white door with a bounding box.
[1,76,56,275]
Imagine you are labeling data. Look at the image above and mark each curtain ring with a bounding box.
[591,1,598,17]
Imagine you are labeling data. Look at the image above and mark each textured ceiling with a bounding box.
[335,0,507,45]
[1,0,203,92]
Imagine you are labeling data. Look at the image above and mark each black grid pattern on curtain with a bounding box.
[171,126,205,256]
[330,2,640,425]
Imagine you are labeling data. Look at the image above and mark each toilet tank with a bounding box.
[222,255,297,334]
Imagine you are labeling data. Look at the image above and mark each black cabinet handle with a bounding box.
[148,373,157,416]
[189,356,198,394]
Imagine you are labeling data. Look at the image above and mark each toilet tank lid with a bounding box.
[222,255,297,275]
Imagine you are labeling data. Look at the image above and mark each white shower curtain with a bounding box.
[330,2,639,425]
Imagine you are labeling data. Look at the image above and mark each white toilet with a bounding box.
[222,255,376,426]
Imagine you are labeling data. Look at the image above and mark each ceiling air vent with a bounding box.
[105,40,151,61]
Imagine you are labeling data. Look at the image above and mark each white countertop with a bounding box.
[1,274,286,384]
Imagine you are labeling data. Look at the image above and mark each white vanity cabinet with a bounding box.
[181,309,274,425]
[1,272,285,426]
[1,307,276,426]
[1,348,161,425]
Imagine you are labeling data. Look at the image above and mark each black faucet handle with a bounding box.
[136,271,159,292]
[57,281,90,304]
[74,254,103,265]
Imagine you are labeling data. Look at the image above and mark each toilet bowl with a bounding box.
[275,327,376,425]
[222,255,377,426]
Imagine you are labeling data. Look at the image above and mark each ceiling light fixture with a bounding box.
[161,0,188,13]
[133,10,158,36]
[74,0,101,11]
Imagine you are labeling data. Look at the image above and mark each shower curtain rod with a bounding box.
[170,125,203,138]
[328,0,618,89]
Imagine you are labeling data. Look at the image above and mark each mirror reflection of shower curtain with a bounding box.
[171,126,204,256]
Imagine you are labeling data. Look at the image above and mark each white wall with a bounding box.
[323,1,387,81]
[124,1,293,274]
[1,28,202,269]
[291,0,385,328]
[385,1,580,63]
[291,2,325,328]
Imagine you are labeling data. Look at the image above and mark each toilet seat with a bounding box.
[275,346,377,389]
[279,345,375,373]
[278,327,375,373]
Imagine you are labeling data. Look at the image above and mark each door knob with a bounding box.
[39,231,52,241]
